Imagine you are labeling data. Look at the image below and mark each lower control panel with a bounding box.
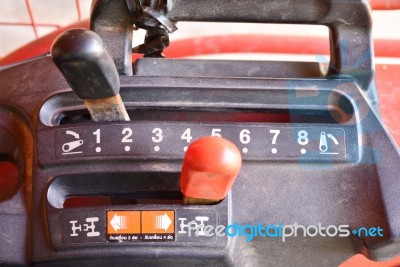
[47,201,229,250]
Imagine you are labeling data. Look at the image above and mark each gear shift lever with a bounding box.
[51,29,130,122]
[180,136,242,205]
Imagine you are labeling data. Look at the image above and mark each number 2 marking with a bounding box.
[122,128,133,143]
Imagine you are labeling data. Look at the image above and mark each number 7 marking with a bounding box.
[270,130,280,144]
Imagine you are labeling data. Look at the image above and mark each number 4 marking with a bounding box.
[181,128,193,143]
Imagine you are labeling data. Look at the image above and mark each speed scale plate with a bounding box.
[52,123,346,162]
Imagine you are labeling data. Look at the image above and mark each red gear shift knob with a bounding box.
[180,136,242,204]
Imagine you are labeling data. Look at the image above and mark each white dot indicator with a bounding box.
[154,146,160,152]
[184,146,188,152]
[95,147,101,153]
[301,148,307,155]
[242,148,248,154]
[125,146,130,152]
[271,148,277,154]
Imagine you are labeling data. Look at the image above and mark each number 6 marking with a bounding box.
[240,129,251,144]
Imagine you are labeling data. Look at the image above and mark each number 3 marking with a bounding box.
[152,128,163,143]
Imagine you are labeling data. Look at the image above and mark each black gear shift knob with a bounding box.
[51,29,130,122]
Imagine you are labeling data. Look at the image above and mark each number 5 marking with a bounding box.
[211,128,222,137]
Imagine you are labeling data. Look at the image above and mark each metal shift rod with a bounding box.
[51,29,130,122]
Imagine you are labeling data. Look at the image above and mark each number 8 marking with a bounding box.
[297,130,309,145]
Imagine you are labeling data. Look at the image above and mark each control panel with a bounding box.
[38,123,349,165]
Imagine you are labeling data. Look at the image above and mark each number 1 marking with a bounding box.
[93,129,101,143]
[93,129,101,153]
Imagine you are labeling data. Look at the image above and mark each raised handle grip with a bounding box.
[51,29,121,100]
[91,0,373,90]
